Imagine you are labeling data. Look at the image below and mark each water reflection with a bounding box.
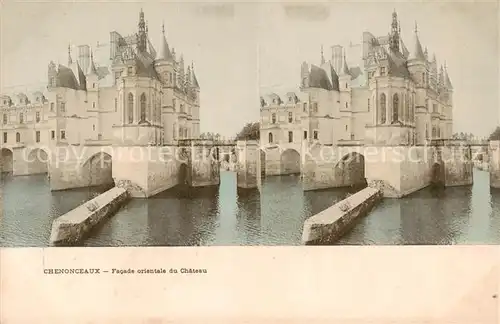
[337,168,500,245]
[1,169,499,247]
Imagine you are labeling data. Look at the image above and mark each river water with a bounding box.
[1,168,499,246]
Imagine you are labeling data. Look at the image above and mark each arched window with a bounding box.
[380,93,386,124]
[50,103,54,112]
[127,93,134,124]
[268,132,273,143]
[405,94,409,122]
[140,93,146,122]
[19,113,24,124]
[392,94,399,123]
[271,113,276,124]
[16,132,20,143]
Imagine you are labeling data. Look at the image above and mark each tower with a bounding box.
[155,21,175,86]
[136,8,147,53]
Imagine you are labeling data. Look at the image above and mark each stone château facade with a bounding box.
[1,8,200,150]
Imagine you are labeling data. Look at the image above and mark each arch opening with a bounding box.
[280,148,301,175]
[178,163,189,185]
[0,148,13,174]
[431,162,445,188]
[27,148,49,175]
[334,152,367,188]
[81,152,114,188]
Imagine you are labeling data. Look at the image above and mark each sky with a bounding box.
[1,0,499,138]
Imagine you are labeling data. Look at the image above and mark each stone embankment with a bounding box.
[50,187,129,245]
[302,187,382,245]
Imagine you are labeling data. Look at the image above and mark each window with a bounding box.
[367,98,370,111]
[380,67,386,76]
[36,112,40,123]
[288,131,293,143]
[128,93,134,124]
[60,102,65,112]
[380,93,386,124]
[313,131,318,140]
[345,102,348,109]
[304,130,308,139]
[313,103,318,113]
[35,131,40,143]
[425,124,429,139]
[268,132,273,143]
[433,103,437,113]
[345,125,348,131]
[92,102,96,108]
[303,103,307,112]
[93,83,96,88]
[19,113,24,124]
[172,98,176,109]
[16,132,20,143]
[114,98,118,112]
[50,103,54,112]
[3,132,7,143]
[128,67,133,75]
[271,113,276,124]
[288,112,293,123]
[51,130,55,139]
[392,94,399,123]
[93,124,95,131]
[61,130,66,140]
[2,114,7,124]
[140,94,147,121]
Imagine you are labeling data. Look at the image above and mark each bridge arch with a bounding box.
[26,147,50,174]
[178,162,189,185]
[0,148,13,174]
[334,151,366,187]
[81,151,114,187]
[280,148,301,175]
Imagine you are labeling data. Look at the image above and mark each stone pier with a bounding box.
[236,140,259,189]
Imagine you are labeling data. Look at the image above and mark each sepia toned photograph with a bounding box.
[0,1,499,248]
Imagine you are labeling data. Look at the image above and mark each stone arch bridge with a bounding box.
[1,139,499,198]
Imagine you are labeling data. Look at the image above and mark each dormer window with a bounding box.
[380,67,386,76]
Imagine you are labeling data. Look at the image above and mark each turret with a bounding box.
[136,8,147,53]
[389,10,400,52]
[155,21,175,86]
[86,49,99,91]
[339,50,351,91]
[407,21,427,87]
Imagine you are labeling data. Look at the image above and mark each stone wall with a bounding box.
[490,141,500,188]
[302,187,382,245]
[441,144,473,186]
[50,187,129,245]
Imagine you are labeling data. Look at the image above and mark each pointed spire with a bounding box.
[157,21,173,61]
[320,45,325,64]
[87,48,97,75]
[444,61,453,89]
[68,44,73,65]
[409,21,425,61]
[342,49,350,75]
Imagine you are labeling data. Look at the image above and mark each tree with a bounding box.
[489,126,500,141]
[235,122,260,141]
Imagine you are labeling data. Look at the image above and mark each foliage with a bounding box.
[489,127,500,141]
[235,122,260,141]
